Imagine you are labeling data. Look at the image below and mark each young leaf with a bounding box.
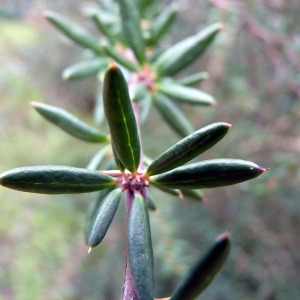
[171,232,230,300]
[103,63,141,173]
[150,5,177,45]
[0,166,116,194]
[153,92,194,137]
[128,194,154,299]
[152,23,222,76]
[117,0,146,64]
[176,72,209,86]
[32,102,109,143]
[157,81,215,106]
[150,159,266,189]
[44,10,103,55]
[87,188,122,248]
[102,41,139,72]
[146,122,232,176]
[62,58,108,80]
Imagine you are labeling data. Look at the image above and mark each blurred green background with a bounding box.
[0,0,299,299]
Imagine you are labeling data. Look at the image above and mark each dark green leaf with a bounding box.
[84,187,114,243]
[44,10,103,55]
[117,0,146,64]
[150,159,266,189]
[153,92,194,137]
[147,122,231,176]
[0,166,116,194]
[146,191,157,210]
[157,81,215,106]
[103,63,141,173]
[87,188,122,249]
[32,102,109,143]
[171,232,231,300]
[128,194,154,299]
[152,23,222,76]
[62,58,108,80]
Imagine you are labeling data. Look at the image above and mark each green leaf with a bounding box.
[62,58,108,80]
[117,0,146,64]
[102,41,139,72]
[153,185,204,201]
[150,159,266,189]
[157,81,215,106]
[0,166,116,194]
[84,187,114,243]
[152,22,222,76]
[32,102,109,143]
[147,122,232,176]
[150,5,177,45]
[171,232,231,300]
[103,63,141,173]
[87,188,122,249]
[128,194,154,299]
[44,10,103,55]
[176,72,209,86]
[86,145,111,170]
[111,140,126,173]
[153,92,194,137]
[146,191,157,211]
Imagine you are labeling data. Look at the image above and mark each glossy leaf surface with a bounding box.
[157,81,215,106]
[87,188,122,248]
[128,194,154,300]
[153,92,194,137]
[44,10,103,55]
[103,63,140,173]
[0,166,116,194]
[32,102,109,143]
[147,122,232,176]
[150,159,266,189]
[153,22,222,76]
[171,232,230,300]
[118,0,145,64]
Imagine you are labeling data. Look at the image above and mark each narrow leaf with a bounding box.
[150,159,266,189]
[84,187,114,243]
[62,58,108,80]
[150,5,177,45]
[102,41,139,72]
[157,81,215,106]
[171,232,231,300]
[153,92,194,137]
[103,63,141,173]
[111,140,126,173]
[87,188,122,248]
[117,0,146,64]
[44,10,103,55]
[86,145,110,170]
[153,185,204,201]
[176,72,209,86]
[0,166,116,194]
[146,191,157,211]
[147,122,232,176]
[128,194,154,299]
[152,23,222,76]
[32,102,109,143]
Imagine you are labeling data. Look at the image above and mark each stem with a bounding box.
[121,189,139,300]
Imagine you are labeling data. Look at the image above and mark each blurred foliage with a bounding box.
[0,0,300,299]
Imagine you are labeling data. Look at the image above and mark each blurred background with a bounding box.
[0,0,299,299]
